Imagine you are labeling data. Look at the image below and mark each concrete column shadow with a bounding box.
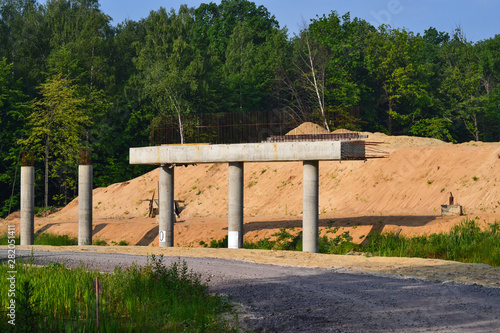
[242,215,439,242]
[136,226,159,246]
[92,223,108,236]
[35,223,57,236]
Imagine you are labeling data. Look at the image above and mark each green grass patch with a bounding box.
[34,233,78,246]
[93,239,108,246]
[361,219,500,266]
[0,255,236,332]
[208,219,500,267]
[0,233,78,246]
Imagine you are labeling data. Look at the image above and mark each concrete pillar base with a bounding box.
[20,166,35,245]
[159,165,175,247]
[78,165,93,245]
[303,160,319,253]
[228,162,244,248]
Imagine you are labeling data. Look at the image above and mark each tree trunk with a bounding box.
[305,34,329,132]
[385,87,393,134]
[44,134,49,208]
[164,88,185,144]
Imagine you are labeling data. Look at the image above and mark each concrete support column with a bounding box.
[302,160,319,253]
[228,162,244,248]
[20,166,35,245]
[78,164,93,245]
[159,165,175,247]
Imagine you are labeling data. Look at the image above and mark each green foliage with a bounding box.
[15,280,41,332]
[0,231,108,246]
[205,220,500,267]
[361,219,500,267]
[111,240,129,246]
[365,26,432,134]
[209,235,229,248]
[319,231,355,254]
[19,73,90,207]
[0,57,31,217]
[0,256,236,332]
[241,228,303,251]
[92,238,108,246]
[0,233,19,245]
[0,232,77,246]
[34,233,78,246]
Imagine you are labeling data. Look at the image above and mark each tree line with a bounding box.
[0,0,499,215]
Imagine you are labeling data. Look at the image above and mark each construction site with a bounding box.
[4,119,499,249]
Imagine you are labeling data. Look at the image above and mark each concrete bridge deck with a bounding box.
[128,141,367,252]
[129,140,365,165]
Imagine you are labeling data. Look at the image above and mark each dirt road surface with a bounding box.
[5,247,500,332]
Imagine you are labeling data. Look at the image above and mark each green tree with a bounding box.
[0,57,30,216]
[0,0,49,97]
[307,12,376,130]
[224,20,286,111]
[19,74,88,207]
[474,35,500,141]
[441,29,489,141]
[134,5,207,143]
[291,25,330,130]
[365,26,432,134]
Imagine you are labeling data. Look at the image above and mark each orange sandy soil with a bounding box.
[2,123,500,286]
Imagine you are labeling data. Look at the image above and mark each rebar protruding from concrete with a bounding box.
[159,165,175,247]
[20,166,35,245]
[228,162,244,248]
[303,160,319,253]
[78,164,93,245]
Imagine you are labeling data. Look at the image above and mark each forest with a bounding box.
[0,0,499,216]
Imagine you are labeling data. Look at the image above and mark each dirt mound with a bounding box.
[286,122,330,135]
[4,211,20,220]
[361,131,449,151]
[331,128,355,134]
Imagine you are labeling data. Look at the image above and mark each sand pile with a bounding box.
[286,122,330,135]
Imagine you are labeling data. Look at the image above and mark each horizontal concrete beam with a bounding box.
[130,141,365,165]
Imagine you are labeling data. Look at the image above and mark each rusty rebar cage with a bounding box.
[21,151,34,166]
[149,109,363,146]
[79,149,92,165]
[147,110,389,159]
[267,133,369,142]
[150,110,299,146]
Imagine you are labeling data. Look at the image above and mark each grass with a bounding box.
[361,219,500,266]
[0,233,110,247]
[208,219,500,267]
[0,255,236,332]
[0,233,78,246]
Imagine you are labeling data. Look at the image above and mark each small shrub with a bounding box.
[93,239,108,246]
[209,236,228,248]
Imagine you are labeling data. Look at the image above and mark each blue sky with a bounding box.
[98,0,499,42]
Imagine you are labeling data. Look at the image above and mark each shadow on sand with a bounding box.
[136,225,159,246]
[241,215,440,242]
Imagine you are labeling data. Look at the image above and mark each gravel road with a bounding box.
[5,249,500,333]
